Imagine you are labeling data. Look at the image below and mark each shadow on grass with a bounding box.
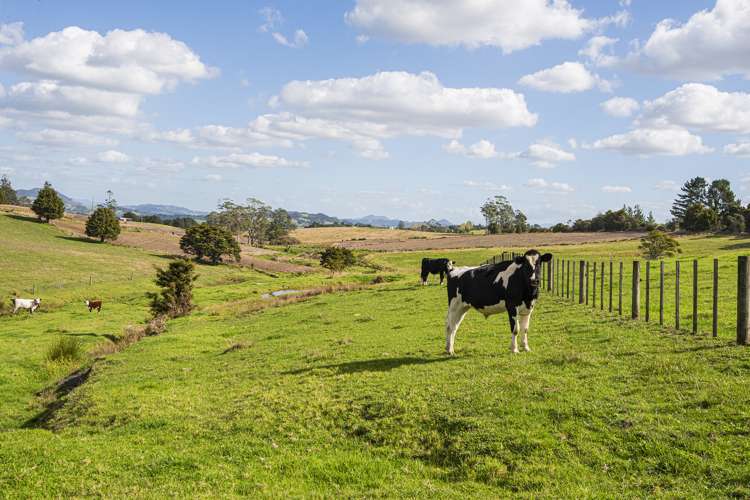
[671,341,736,354]
[64,332,119,343]
[22,366,92,429]
[5,213,40,223]
[56,235,98,244]
[284,356,452,375]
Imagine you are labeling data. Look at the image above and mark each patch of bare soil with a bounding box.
[338,232,645,251]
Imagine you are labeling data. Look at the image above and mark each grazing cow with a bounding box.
[12,298,41,314]
[445,250,552,355]
[421,258,454,285]
[85,300,102,312]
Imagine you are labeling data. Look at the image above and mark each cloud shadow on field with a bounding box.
[283,356,452,375]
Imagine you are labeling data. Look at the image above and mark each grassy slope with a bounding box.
[1,220,750,496]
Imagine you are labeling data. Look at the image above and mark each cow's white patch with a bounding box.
[445,291,470,355]
[493,262,519,285]
[478,300,507,317]
[449,266,476,278]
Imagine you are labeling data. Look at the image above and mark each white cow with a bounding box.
[12,298,41,314]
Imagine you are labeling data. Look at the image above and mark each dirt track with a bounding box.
[338,232,645,251]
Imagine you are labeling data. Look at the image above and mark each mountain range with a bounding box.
[16,187,454,228]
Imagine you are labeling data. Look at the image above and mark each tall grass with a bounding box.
[45,337,83,363]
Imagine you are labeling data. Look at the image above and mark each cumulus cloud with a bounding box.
[525,178,574,192]
[17,128,118,147]
[627,0,750,80]
[2,80,141,117]
[519,62,612,93]
[639,83,750,134]
[345,0,597,54]
[519,142,576,167]
[589,127,712,156]
[192,152,309,169]
[602,185,632,193]
[0,22,24,46]
[97,149,130,163]
[724,142,750,157]
[443,139,498,159]
[601,96,640,117]
[579,36,619,67]
[0,26,217,94]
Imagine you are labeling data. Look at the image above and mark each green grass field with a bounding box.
[1,213,749,497]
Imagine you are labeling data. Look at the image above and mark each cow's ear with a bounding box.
[540,253,553,262]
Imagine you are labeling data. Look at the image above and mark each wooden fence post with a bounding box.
[693,259,699,335]
[609,260,613,313]
[632,261,640,320]
[585,262,590,305]
[579,260,585,304]
[618,261,623,316]
[675,261,681,330]
[738,256,750,345]
[713,258,718,338]
[600,262,604,310]
[645,261,651,322]
[547,260,553,292]
[660,261,664,326]
[592,262,597,308]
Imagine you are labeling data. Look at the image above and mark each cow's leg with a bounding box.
[445,300,469,355]
[12,306,19,314]
[507,305,519,354]
[421,272,428,286]
[439,271,445,285]
[519,310,533,352]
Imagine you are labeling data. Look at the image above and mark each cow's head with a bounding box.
[514,250,552,289]
[446,260,455,272]
[34,298,41,305]
[85,300,90,306]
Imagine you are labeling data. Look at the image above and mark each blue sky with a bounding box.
[0,0,748,224]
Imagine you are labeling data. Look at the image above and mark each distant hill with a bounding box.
[343,214,454,228]
[287,211,342,227]
[16,188,90,214]
[120,204,209,218]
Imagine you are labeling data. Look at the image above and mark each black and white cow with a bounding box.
[421,258,454,285]
[445,250,552,354]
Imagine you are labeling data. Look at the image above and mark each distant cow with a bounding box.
[12,298,41,314]
[85,300,102,312]
[421,258,454,285]
[445,250,552,355]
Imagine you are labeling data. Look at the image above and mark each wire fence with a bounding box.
[482,252,750,345]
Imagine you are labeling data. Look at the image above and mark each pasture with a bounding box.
[1,213,749,497]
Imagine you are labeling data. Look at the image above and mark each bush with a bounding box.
[85,207,121,242]
[639,230,682,260]
[46,337,83,363]
[31,181,64,223]
[147,259,197,318]
[320,247,356,273]
[180,223,241,264]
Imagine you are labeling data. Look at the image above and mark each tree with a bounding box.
[671,177,708,226]
[397,220,406,230]
[246,198,272,246]
[682,204,719,232]
[85,207,121,242]
[31,181,64,223]
[207,199,250,242]
[104,189,117,210]
[266,208,295,244]
[0,175,18,205]
[480,195,517,234]
[180,223,241,264]
[147,259,197,318]
[320,247,356,273]
[639,231,681,260]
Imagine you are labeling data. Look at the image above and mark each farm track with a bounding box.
[339,231,646,251]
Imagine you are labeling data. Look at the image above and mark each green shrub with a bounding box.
[320,247,356,273]
[180,223,241,264]
[147,259,198,318]
[639,230,682,260]
[85,207,121,242]
[46,337,83,363]
[31,181,64,223]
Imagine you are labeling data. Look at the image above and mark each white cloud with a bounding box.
[520,142,576,167]
[463,180,511,191]
[589,127,712,156]
[627,0,750,80]
[601,96,640,117]
[579,35,619,67]
[568,138,578,149]
[640,83,750,134]
[0,22,24,46]
[97,149,130,163]
[345,0,597,54]
[272,29,308,49]
[192,152,309,169]
[725,142,750,157]
[525,178,574,192]
[602,185,632,193]
[258,7,283,33]
[0,26,216,95]
[17,128,118,147]
[356,34,369,45]
[655,180,681,191]
[443,139,498,159]
[205,174,222,182]
[3,80,141,117]
[519,62,612,93]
